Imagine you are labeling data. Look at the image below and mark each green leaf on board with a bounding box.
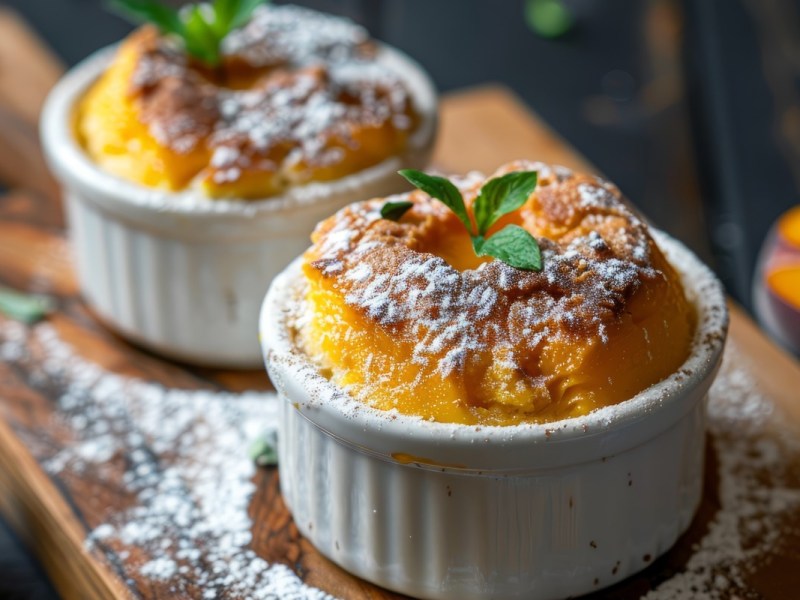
[0,288,54,324]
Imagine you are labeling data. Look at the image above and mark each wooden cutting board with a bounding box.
[0,8,799,600]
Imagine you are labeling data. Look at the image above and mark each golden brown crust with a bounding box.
[130,29,219,154]
[86,5,418,197]
[301,162,696,424]
[307,162,663,343]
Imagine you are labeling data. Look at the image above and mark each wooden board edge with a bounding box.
[437,84,598,174]
[0,415,129,600]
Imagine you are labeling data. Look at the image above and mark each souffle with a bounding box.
[76,5,418,199]
[300,161,696,425]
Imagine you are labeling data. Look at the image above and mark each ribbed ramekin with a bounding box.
[40,44,437,367]
[260,231,728,599]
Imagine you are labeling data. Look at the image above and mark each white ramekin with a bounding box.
[40,44,437,368]
[260,231,728,599]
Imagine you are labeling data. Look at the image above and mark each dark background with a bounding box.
[1,0,799,597]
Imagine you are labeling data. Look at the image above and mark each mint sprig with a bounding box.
[109,0,267,66]
[0,288,54,324]
[395,169,543,271]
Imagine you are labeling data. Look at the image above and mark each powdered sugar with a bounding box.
[222,5,370,68]
[0,320,330,599]
[306,166,662,384]
[130,4,415,190]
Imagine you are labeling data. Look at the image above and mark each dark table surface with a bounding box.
[1,0,799,597]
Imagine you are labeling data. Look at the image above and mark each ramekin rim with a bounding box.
[260,228,729,448]
[39,41,438,220]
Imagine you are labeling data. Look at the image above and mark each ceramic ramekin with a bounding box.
[40,44,437,368]
[260,231,728,599]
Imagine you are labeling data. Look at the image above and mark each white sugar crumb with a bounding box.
[140,557,178,580]
[577,181,616,209]
[0,321,330,599]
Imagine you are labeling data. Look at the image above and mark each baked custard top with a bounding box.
[300,161,696,426]
[76,5,418,199]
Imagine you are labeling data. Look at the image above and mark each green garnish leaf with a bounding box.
[215,0,265,31]
[0,288,54,324]
[525,0,574,39]
[398,169,473,234]
[183,5,222,65]
[474,171,538,236]
[476,224,543,271]
[109,0,267,66]
[249,429,278,467]
[109,0,184,36]
[389,169,544,272]
[380,200,414,222]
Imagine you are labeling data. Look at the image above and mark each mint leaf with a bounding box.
[226,0,265,30]
[183,5,221,65]
[249,429,278,467]
[474,171,538,236]
[109,0,184,36]
[0,288,54,324]
[476,225,543,271]
[525,0,574,39]
[211,0,264,36]
[211,0,237,35]
[398,169,473,234]
[380,200,414,222]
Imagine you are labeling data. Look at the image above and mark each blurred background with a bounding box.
[1,0,799,596]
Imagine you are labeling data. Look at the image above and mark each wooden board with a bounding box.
[0,9,799,600]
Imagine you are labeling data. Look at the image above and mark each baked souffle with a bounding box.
[76,5,418,199]
[298,161,696,426]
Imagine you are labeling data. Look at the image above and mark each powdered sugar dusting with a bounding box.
[222,5,370,67]
[306,164,664,386]
[277,227,726,436]
[0,321,330,599]
[645,347,800,599]
[130,4,415,191]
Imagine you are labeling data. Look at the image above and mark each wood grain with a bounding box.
[434,86,596,175]
[0,11,798,600]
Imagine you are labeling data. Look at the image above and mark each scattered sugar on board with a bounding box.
[645,346,800,599]
[1,320,799,598]
[0,321,331,600]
